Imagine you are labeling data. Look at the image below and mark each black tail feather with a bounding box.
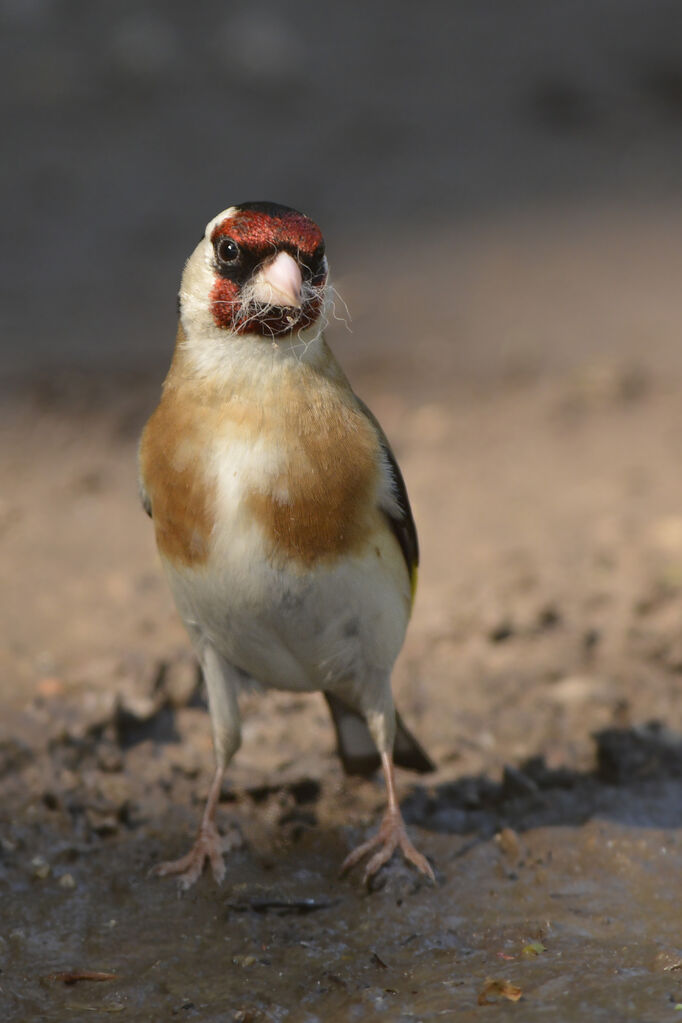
[324,692,435,777]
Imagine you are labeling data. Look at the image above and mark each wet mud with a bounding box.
[3,646,682,1021]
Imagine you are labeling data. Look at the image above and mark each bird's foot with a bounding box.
[340,808,435,886]
[153,819,242,890]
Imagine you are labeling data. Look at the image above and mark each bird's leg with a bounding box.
[153,644,242,890]
[341,752,434,884]
[153,761,240,889]
[340,694,435,885]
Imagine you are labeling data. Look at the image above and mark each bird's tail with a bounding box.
[324,692,435,777]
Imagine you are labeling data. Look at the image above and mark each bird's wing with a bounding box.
[137,441,153,518]
[356,397,419,603]
[324,402,432,775]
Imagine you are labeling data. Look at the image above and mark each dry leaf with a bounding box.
[478,978,523,1005]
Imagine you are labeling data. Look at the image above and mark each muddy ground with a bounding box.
[3,205,682,1020]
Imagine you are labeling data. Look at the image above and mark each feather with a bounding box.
[137,460,152,518]
[324,692,434,777]
[355,398,419,602]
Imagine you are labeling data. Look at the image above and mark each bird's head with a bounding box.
[179,202,328,346]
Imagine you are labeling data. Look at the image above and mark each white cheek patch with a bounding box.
[179,208,240,340]
[179,241,215,332]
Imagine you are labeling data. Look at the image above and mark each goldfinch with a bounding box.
[139,201,434,888]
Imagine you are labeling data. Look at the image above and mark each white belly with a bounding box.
[163,522,410,697]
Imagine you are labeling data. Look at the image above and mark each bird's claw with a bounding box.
[153,819,242,890]
[341,809,435,886]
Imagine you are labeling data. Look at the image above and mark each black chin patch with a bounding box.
[249,305,304,336]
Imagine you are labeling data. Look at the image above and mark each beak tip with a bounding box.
[254,250,303,308]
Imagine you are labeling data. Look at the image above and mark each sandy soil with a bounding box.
[3,206,682,1020]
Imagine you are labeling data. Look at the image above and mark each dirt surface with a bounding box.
[3,205,682,1020]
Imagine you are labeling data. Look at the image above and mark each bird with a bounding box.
[138,201,435,889]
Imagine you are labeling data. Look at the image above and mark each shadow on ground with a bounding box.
[405,722,682,838]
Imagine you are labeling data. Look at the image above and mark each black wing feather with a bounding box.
[355,397,418,586]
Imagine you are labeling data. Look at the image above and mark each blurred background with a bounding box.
[4,0,682,380]
[3,0,682,765]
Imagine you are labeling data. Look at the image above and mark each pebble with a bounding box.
[232,955,257,968]
[31,855,50,879]
[495,827,521,860]
[163,654,200,707]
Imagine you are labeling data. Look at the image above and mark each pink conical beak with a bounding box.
[252,250,303,308]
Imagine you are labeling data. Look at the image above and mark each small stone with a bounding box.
[652,948,682,972]
[233,1010,261,1023]
[583,628,600,652]
[163,654,201,707]
[549,675,611,706]
[85,809,119,836]
[536,604,561,630]
[232,955,257,968]
[489,621,514,643]
[96,775,129,811]
[58,872,76,890]
[31,855,50,879]
[495,827,521,860]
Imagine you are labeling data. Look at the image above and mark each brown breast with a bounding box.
[139,327,218,567]
[139,325,381,570]
[246,384,380,566]
[139,398,216,568]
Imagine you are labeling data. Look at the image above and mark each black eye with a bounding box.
[216,238,240,265]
